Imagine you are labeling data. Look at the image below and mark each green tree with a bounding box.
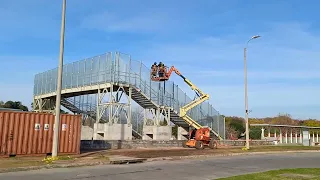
[250,127,262,139]
[270,113,298,125]
[302,119,320,127]
[1,101,29,111]
[172,125,178,139]
[224,116,245,139]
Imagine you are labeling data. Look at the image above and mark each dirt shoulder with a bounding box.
[0,154,110,173]
[96,145,320,159]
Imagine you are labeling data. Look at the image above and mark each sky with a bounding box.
[1,0,320,119]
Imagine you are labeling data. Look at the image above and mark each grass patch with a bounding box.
[0,155,76,169]
[245,145,320,152]
[0,157,45,169]
[56,155,75,161]
[217,168,320,180]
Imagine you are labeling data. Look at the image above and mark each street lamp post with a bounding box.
[52,0,66,158]
[244,35,261,150]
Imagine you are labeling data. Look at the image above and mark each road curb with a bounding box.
[146,150,320,162]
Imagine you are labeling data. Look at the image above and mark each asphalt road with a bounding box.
[1,152,320,180]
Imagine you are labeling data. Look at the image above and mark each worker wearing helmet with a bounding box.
[151,62,158,77]
[158,62,165,77]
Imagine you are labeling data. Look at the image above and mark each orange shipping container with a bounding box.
[0,111,81,157]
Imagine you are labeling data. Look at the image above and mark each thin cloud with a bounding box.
[81,11,174,33]
[194,70,320,79]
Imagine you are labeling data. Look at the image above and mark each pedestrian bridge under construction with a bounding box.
[33,52,225,141]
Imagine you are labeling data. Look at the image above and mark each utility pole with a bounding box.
[52,0,66,157]
[244,35,261,150]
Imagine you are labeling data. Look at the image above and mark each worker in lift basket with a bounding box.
[151,62,158,77]
[158,62,165,77]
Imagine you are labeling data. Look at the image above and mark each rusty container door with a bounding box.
[0,111,81,157]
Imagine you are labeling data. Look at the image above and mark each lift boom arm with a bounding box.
[166,66,222,140]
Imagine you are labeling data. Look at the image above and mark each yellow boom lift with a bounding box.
[150,63,223,149]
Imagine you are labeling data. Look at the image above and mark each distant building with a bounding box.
[0,108,24,112]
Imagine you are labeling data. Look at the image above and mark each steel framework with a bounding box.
[33,52,225,139]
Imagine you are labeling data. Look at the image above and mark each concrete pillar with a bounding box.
[285,130,288,144]
[295,130,298,143]
[93,123,98,140]
[156,108,160,126]
[300,129,303,144]
[309,133,311,140]
[268,128,271,138]
[290,129,293,143]
[317,132,319,142]
[280,129,282,144]
[102,123,132,140]
[142,125,172,140]
[261,128,265,139]
[313,132,315,142]
[275,130,277,141]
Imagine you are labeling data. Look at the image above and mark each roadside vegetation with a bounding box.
[217,168,320,180]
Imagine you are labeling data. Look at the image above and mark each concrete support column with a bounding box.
[261,128,265,139]
[285,130,288,144]
[93,123,98,140]
[166,108,170,126]
[290,129,293,143]
[102,123,132,140]
[300,129,303,144]
[274,130,277,141]
[313,132,315,142]
[309,133,310,140]
[156,108,160,126]
[280,129,282,144]
[268,128,271,138]
[317,132,319,143]
[142,125,172,140]
[295,130,298,143]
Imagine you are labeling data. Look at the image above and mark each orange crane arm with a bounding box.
[162,65,222,140]
[165,66,205,97]
[165,66,182,78]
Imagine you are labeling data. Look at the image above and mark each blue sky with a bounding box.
[1,0,320,119]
